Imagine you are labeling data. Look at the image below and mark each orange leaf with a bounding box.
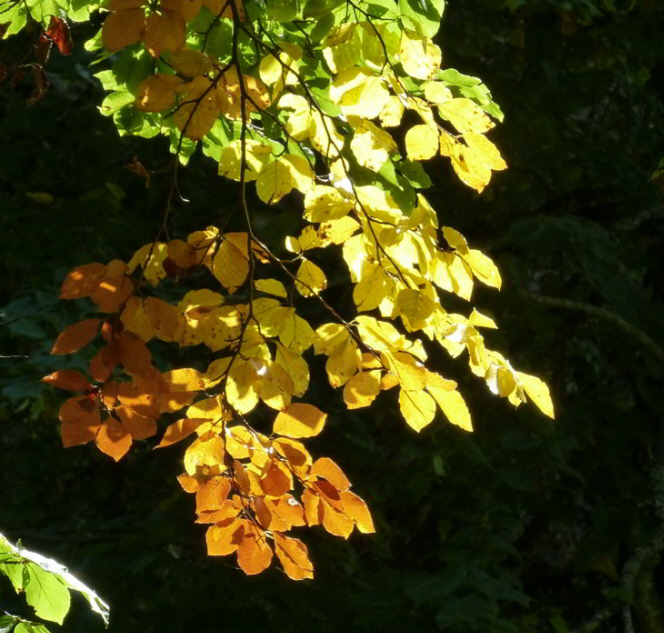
[273,403,327,438]
[273,533,314,580]
[302,489,321,526]
[51,318,101,355]
[206,517,243,556]
[259,459,292,497]
[95,417,132,461]
[59,396,101,447]
[236,526,273,575]
[156,417,205,448]
[102,9,146,52]
[265,495,306,529]
[196,477,231,512]
[134,73,182,112]
[273,438,312,478]
[320,502,354,539]
[60,263,104,299]
[90,276,134,313]
[42,370,91,392]
[114,405,157,440]
[196,501,241,524]
[89,341,120,382]
[117,382,159,418]
[144,297,182,342]
[143,10,185,57]
[312,480,344,512]
[177,473,203,493]
[340,491,375,534]
[117,332,153,376]
[311,457,350,491]
[157,390,197,414]
[252,497,275,530]
[160,0,202,21]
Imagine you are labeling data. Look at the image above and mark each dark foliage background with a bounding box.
[1,1,664,631]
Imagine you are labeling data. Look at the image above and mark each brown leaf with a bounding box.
[60,263,105,299]
[42,370,91,392]
[51,318,101,355]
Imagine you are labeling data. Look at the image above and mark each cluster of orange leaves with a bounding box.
[43,229,375,578]
[102,0,243,57]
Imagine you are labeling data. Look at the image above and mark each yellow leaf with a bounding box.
[348,117,397,172]
[295,259,327,297]
[464,132,507,170]
[256,155,314,204]
[212,235,249,293]
[169,49,212,77]
[184,435,226,476]
[468,309,498,329]
[326,338,361,388]
[127,242,168,285]
[352,263,393,312]
[304,186,353,223]
[379,95,405,127]
[218,140,272,182]
[427,386,472,432]
[273,403,327,438]
[405,124,439,161]
[311,457,350,491]
[318,216,361,245]
[275,343,309,397]
[279,312,315,353]
[343,370,381,409]
[396,288,436,322]
[399,30,441,80]
[383,351,427,391]
[517,372,555,419]
[257,361,294,410]
[461,249,502,289]
[340,490,375,533]
[437,98,494,135]
[330,68,390,120]
[424,81,453,104]
[162,367,205,391]
[273,533,314,581]
[174,77,220,140]
[399,389,436,432]
[225,359,259,415]
[255,278,287,298]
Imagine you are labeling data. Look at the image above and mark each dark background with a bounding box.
[1,0,664,631]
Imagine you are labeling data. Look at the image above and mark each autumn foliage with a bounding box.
[2,0,554,579]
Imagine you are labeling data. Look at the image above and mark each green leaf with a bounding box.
[15,623,51,633]
[399,0,444,37]
[397,160,432,189]
[24,563,71,625]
